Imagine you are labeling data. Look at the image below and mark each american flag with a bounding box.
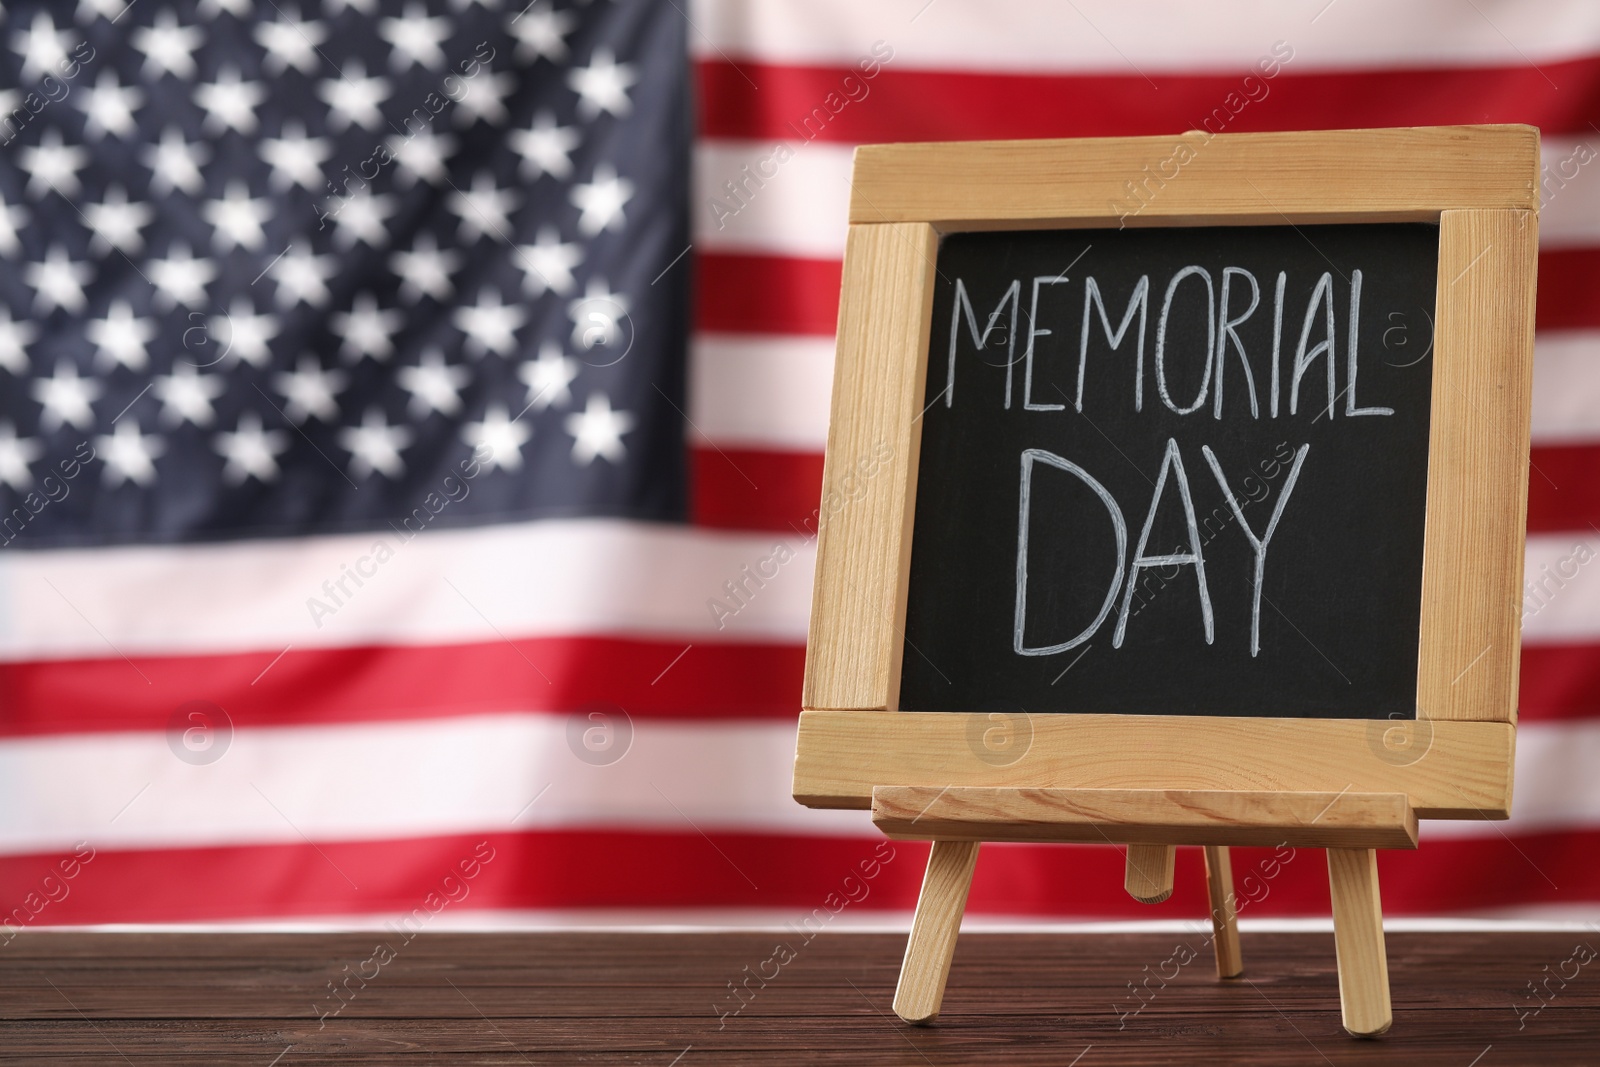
[1,0,1598,925]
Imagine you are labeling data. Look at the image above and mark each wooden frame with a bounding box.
[794,126,1539,1036]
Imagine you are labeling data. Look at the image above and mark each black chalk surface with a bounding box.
[899,224,1438,719]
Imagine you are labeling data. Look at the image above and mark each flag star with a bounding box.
[24,245,91,314]
[390,233,460,302]
[209,298,279,368]
[509,110,579,181]
[0,422,43,490]
[324,187,397,249]
[204,182,272,252]
[260,121,333,192]
[0,198,26,257]
[153,364,226,427]
[0,309,38,375]
[380,3,450,70]
[324,0,375,13]
[338,408,412,479]
[387,127,455,187]
[271,356,346,423]
[12,12,76,83]
[507,3,572,63]
[331,293,402,363]
[570,164,634,237]
[318,61,390,132]
[568,47,637,121]
[76,70,143,140]
[197,0,253,19]
[87,300,157,371]
[255,7,327,75]
[447,172,519,242]
[141,127,210,196]
[131,10,204,78]
[398,348,469,418]
[567,278,629,350]
[461,404,531,472]
[149,243,217,309]
[32,362,102,431]
[450,0,499,9]
[453,289,526,358]
[564,392,634,466]
[77,0,131,23]
[195,66,266,135]
[518,344,578,411]
[453,69,514,127]
[271,245,336,308]
[516,227,582,296]
[19,129,89,199]
[95,419,165,487]
[82,186,153,255]
[214,411,289,484]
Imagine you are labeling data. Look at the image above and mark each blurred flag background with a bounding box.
[1,0,1598,925]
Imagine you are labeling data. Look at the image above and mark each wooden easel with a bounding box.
[877,787,1417,1036]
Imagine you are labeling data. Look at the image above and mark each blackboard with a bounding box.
[899,224,1439,719]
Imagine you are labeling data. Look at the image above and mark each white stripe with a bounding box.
[1520,533,1600,642]
[690,335,835,450]
[1533,332,1600,444]
[0,712,1592,855]
[0,519,814,661]
[1540,136,1600,249]
[691,0,1600,73]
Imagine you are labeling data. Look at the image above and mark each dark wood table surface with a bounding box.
[2,929,1596,1064]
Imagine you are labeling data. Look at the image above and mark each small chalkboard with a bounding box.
[900,224,1439,719]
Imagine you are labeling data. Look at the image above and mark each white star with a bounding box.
[323,0,375,13]
[0,309,38,375]
[24,245,91,314]
[570,164,634,237]
[564,392,634,466]
[0,198,26,257]
[77,0,131,24]
[87,300,157,371]
[255,7,326,76]
[153,364,225,427]
[453,69,514,127]
[391,233,460,302]
[380,3,450,70]
[509,110,578,181]
[12,12,76,83]
[0,422,43,491]
[387,127,454,187]
[32,362,101,431]
[516,227,582,296]
[518,344,578,411]
[453,289,525,358]
[197,0,252,18]
[195,66,266,135]
[210,299,279,368]
[318,61,390,132]
[83,186,153,254]
[77,69,143,140]
[507,3,572,63]
[96,419,165,487]
[450,0,499,9]
[447,172,518,242]
[567,278,629,350]
[141,127,210,196]
[214,412,289,485]
[204,182,272,252]
[338,409,412,479]
[270,245,336,308]
[331,293,402,363]
[398,349,469,418]
[149,243,217,309]
[324,187,396,249]
[261,121,333,192]
[272,356,346,423]
[461,404,531,472]
[568,47,636,121]
[19,129,88,199]
[131,10,203,78]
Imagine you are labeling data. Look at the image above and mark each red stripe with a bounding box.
[691,445,824,532]
[698,58,1600,144]
[695,252,840,336]
[1521,643,1600,722]
[1538,248,1600,333]
[0,637,804,737]
[1527,444,1600,534]
[3,829,1595,925]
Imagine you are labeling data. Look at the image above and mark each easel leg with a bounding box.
[1327,847,1392,1037]
[893,839,980,1024]
[1124,843,1176,903]
[1203,845,1243,978]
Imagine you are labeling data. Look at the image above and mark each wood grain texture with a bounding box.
[892,839,979,1024]
[1204,845,1244,978]
[1328,848,1394,1037]
[848,126,1539,229]
[801,222,939,712]
[872,787,1419,848]
[1417,209,1539,723]
[798,711,1514,818]
[1124,843,1176,904]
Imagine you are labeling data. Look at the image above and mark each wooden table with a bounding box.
[2,929,1594,1064]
